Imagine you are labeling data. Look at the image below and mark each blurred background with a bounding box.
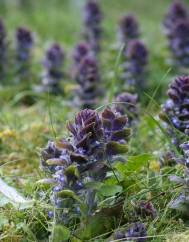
[0,0,178,99]
[0,0,173,47]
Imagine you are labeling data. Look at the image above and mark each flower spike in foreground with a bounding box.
[40,43,65,94]
[119,14,140,44]
[15,27,33,81]
[84,0,103,53]
[40,108,131,222]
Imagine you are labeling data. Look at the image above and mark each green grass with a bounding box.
[0,0,189,241]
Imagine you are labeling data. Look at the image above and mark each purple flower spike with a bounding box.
[75,54,101,108]
[126,223,147,242]
[119,14,140,44]
[114,92,139,127]
[101,108,131,157]
[163,0,189,35]
[169,141,189,210]
[73,42,90,65]
[122,39,148,94]
[168,19,189,67]
[0,18,7,80]
[72,42,90,80]
[40,108,131,221]
[41,43,65,94]
[84,0,103,53]
[67,109,103,159]
[16,27,33,62]
[44,44,64,70]
[15,27,33,80]
[160,76,189,136]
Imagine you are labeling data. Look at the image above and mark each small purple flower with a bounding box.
[15,27,33,80]
[67,109,103,158]
[16,27,33,61]
[40,141,64,172]
[126,40,148,65]
[101,108,131,157]
[169,141,189,210]
[40,43,65,94]
[160,76,189,136]
[73,42,90,65]
[163,0,189,35]
[44,44,64,70]
[114,231,126,240]
[126,223,147,242]
[122,39,148,94]
[119,14,140,44]
[168,19,189,67]
[72,42,90,80]
[138,201,157,218]
[114,92,139,127]
[75,54,101,108]
[48,211,54,218]
[84,0,103,53]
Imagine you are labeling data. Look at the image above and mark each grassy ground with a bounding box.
[0,0,189,241]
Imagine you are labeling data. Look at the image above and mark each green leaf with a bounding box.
[75,215,112,240]
[98,184,122,197]
[106,141,128,156]
[85,181,103,190]
[65,165,80,178]
[36,178,56,189]
[57,189,82,203]
[127,153,154,172]
[52,225,70,242]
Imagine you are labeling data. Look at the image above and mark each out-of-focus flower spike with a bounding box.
[119,14,140,44]
[72,42,90,80]
[73,42,90,65]
[40,43,65,94]
[160,76,189,140]
[121,39,148,94]
[168,19,189,68]
[114,92,139,127]
[163,0,189,36]
[75,54,101,109]
[84,0,103,54]
[15,26,33,81]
